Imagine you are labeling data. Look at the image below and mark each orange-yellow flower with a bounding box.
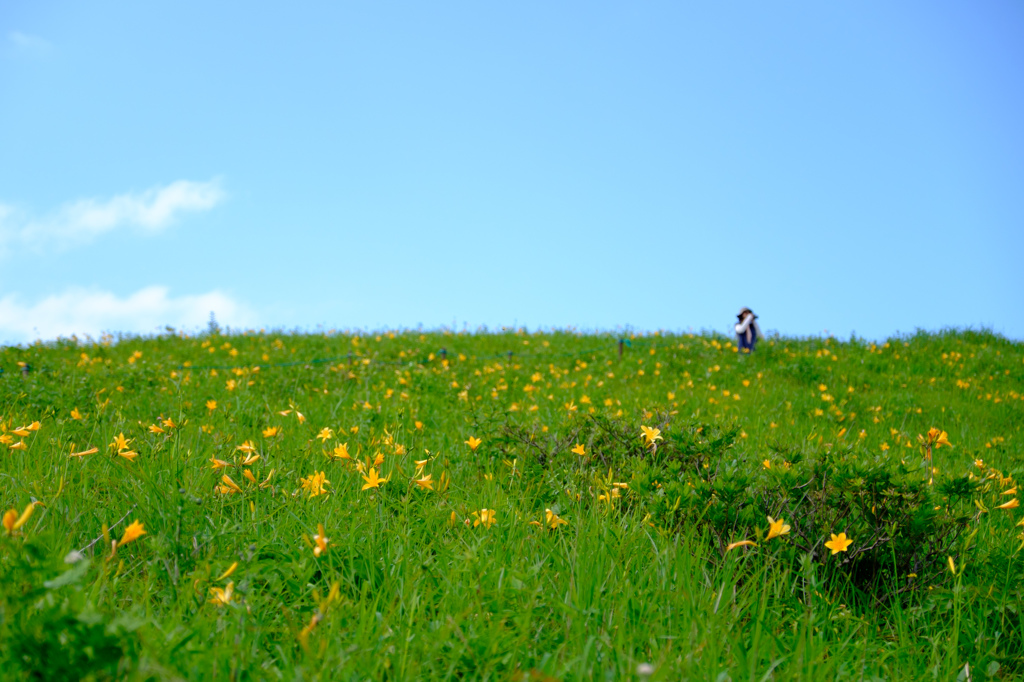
[206,400,218,411]
[545,509,568,529]
[70,408,83,420]
[640,426,662,447]
[472,508,497,529]
[2,502,36,534]
[316,427,334,442]
[118,520,146,547]
[414,474,434,491]
[300,471,330,497]
[220,474,243,493]
[331,443,351,460]
[825,532,853,555]
[571,444,586,456]
[465,436,482,451]
[726,540,757,552]
[361,467,389,491]
[312,523,329,557]
[216,562,238,581]
[996,498,1019,511]
[209,581,234,606]
[262,425,280,438]
[69,446,99,458]
[109,432,132,452]
[766,516,791,540]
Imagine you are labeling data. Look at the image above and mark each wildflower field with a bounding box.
[1,328,1022,680]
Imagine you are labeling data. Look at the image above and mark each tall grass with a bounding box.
[0,328,1021,679]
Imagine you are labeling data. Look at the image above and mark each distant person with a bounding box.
[735,308,761,353]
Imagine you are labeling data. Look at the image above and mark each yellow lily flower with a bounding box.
[766,516,791,540]
[825,532,853,555]
[361,467,389,491]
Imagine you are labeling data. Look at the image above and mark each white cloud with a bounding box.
[0,179,225,253]
[0,286,255,344]
[9,31,52,53]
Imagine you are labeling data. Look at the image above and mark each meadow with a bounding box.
[1,327,1022,681]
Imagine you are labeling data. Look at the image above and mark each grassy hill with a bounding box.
[1,328,1022,680]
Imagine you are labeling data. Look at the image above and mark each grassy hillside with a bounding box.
[1,328,1022,680]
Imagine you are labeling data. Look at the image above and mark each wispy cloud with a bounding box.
[0,179,225,253]
[0,286,255,344]
[8,31,52,54]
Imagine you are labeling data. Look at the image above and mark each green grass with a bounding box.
[1,328,1022,680]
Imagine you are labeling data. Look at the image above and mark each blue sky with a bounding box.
[2,1,1022,343]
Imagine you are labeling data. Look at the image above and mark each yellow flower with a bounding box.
[243,469,257,484]
[209,581,234,606]
[117,449,139,462]
[640,426,662,447]
[2,502,36,534]
[9,441,27,451]
[996,498,1019,510]
[414,474,434,491]
[109,432,132,452]
[726,540,757,552]
[220,474,243,493]
[240,453,261,467]
[545,509,568,529]
[118,520,147,547]
[259,469,275,489]
[236,440,257,453]
[762,459,771,470]
[472,508,497,529]
[926,427,952,448]
[206,400,218,411]
[465,436,482,451]
[263,426,281,438]
[216,562,239,581]
[69,446,99,458]
[210,457,231,469]
[316,427,334,442]
[766,516,791,540]
[148,424,165,434]
[70,408,82,420]
[313,524,329,557]
[947,556,956,575]
[825,532,853,555]
[361,467,389,491]
[300,471,330,498]
[571,444,586,456]
[331,443,351,460]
